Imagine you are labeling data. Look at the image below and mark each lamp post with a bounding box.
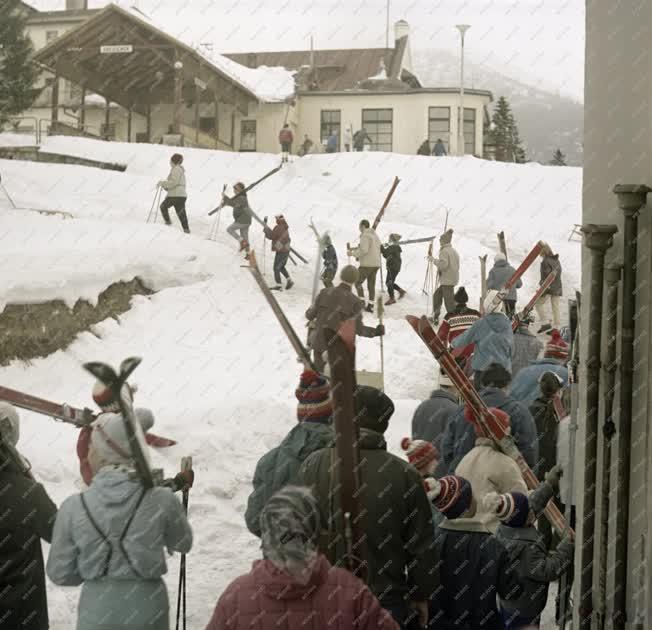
[456,24,470,156]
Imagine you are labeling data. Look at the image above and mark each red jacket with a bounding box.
[264,218,291,252]
[279,128,294,144]
[205,555,399,630]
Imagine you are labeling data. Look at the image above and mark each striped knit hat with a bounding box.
[401,437,438,474]
[464,405,511,440]
[295,371,332,423]
[424,475,473,519]
[544,329,570,362]
[483,491,530,528]
[93,380,134,413]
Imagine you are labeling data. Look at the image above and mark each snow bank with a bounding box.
[0,131,38,146]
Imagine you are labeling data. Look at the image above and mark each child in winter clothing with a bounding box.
[245,371,334,537]
[424,474,519,630]
[264,213,294,290]
[484,466,574,629]
[381,233,406,304]
[207,486,399,630]
[487,252,522,317]
[321,234,338,287]
[158,153,190,233]
[223,182,253,257]
[47,393,193,630]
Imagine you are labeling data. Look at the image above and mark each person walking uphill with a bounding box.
[535,243,563,332]
[487,252,522,317]
[0,402,57,630]
[264,213,294,290]
[223,182,253,258]
[158,153,190,233]
[47,392,193,630]
[207,486,400,630]
[382,233,406,305]
[430,229,460,325]
[279,124,294,163]
[348,219,382,312]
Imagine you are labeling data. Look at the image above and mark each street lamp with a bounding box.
[456,24,470,156]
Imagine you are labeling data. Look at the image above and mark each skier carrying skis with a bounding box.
[0,402,57,630]
[348,219,382,313]
[381,233,406,305]
[535,243,563,332]
[263,213,294,290]
[305,265,383,372]
[279,124,294,163]
[223,182,253,258]
[158,153,190,234]
[487,252,522,318]
[430,229,460,325]
[47,390,194,630]
[321,234,338,287]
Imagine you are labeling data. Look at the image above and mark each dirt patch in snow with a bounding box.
[0,278,152,365]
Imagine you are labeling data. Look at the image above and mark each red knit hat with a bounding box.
[92,380,134,413]
[424,475,473,519]
[544,329,570,362]
[401,437,438,474]
[295,371,332,422]
[464,405,511,440]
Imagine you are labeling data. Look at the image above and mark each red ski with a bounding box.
[406,314,571,537]
[0,385,177,447]
[511,270,557,331]
[372,176,400,230]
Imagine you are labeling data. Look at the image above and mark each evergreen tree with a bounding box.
[490,96,526,163]
[0,0,41,127]
[549,148,567,166]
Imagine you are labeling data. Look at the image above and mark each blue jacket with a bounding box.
[487,259,522,301]
[440,387,539,472]
[326,134,338,151]
[510,358,569,404]
[451,313,514,373]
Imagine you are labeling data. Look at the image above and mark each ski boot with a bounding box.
[398,288,407,300]
[364,303,374,313]
[286,279,294,290]
[385,297,397,306]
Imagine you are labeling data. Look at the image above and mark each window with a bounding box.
[320,110,341,149]
[199,117,216,134]
[46,30,59,43]
[463,108,476,155]
[362,109,393,152]
[240,120,256,151]
[428,107,450,153]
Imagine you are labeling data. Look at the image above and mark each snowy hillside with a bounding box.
[0,138,582,628]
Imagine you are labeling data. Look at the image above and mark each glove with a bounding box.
[544,464,563,492]
[173,469,194,491]
[375,324,385,336]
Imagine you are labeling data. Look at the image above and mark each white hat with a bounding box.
[90,409,151,468]
[484,289,505,314]
[0,402,19,446]
[494,252,507,263]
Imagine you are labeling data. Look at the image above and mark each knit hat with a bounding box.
[90,408,152,468]
[494,252,507,263]
[424,475,473,519]
[340,265,359,285]
[440,229,453,245]
[483,491,530,527]
[389,233,401,242]
[454,286,469,304]
[295,370,332,423]
[354,385,395,433]
[464,405,511,440]
[0,402,19,447]
[260,485,320,582]
[480,363,512,389]
[538,371,564,398]
[93,380,134,413]
[401,437,438,474]
[544,329,570,362]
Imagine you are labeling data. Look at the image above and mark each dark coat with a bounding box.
[263,218,291,252]
[430,519,519,630]
[0,458,57,630]
[223,193,253,225]
[353,130,372,150]
[381,242,402,273]
[510,358,568,405]
[305,283,377,355]
[299,429,439,607]
[322,244,338,273]
[432,141,447,156]
[496,524,574,619]
[440,387,539,473]
[411,389,460,476]
[417,140,431,155]
[529,396,559,479]
[244,422,333,537]
[540,254,563,296]
[487,259,522,300]
[511,326,544,378]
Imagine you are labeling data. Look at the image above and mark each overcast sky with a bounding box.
[30,0,585,101]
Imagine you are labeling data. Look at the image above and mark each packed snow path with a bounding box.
[0,137,581,627]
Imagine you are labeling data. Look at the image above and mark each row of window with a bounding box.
[237,107,477,153]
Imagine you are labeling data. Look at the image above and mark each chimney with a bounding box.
[393,19,412,73]
[66,0,87,9]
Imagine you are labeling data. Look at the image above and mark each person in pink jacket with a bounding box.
[205,486,399,630]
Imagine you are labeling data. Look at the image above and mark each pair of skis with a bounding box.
[511,270,557,330]
[208,165,282,216]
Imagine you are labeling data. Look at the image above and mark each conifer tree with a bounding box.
[0,0,41,127]
[490,96,526,163]
[549,148,567,166]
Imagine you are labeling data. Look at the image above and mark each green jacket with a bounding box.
[245,421,333,537]
[299,429,439,607]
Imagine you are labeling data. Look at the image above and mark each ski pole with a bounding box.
[377,263,385,392]
[175,456,192,630]
[214,184,226,238]
[0,182,17,209]
[146,186,160,223]
[262,216,268,277]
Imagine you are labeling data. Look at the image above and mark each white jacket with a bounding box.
[350,228,381,268]
[344,127,353,145]
[455,437,528,533]
[160,164,186,198]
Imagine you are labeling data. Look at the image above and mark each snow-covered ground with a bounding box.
[0,137,581,628]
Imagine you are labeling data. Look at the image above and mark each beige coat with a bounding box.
[455,437,527,533]
[434,243,460,286]
[350,228,381,268]
[160,164,186,198]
